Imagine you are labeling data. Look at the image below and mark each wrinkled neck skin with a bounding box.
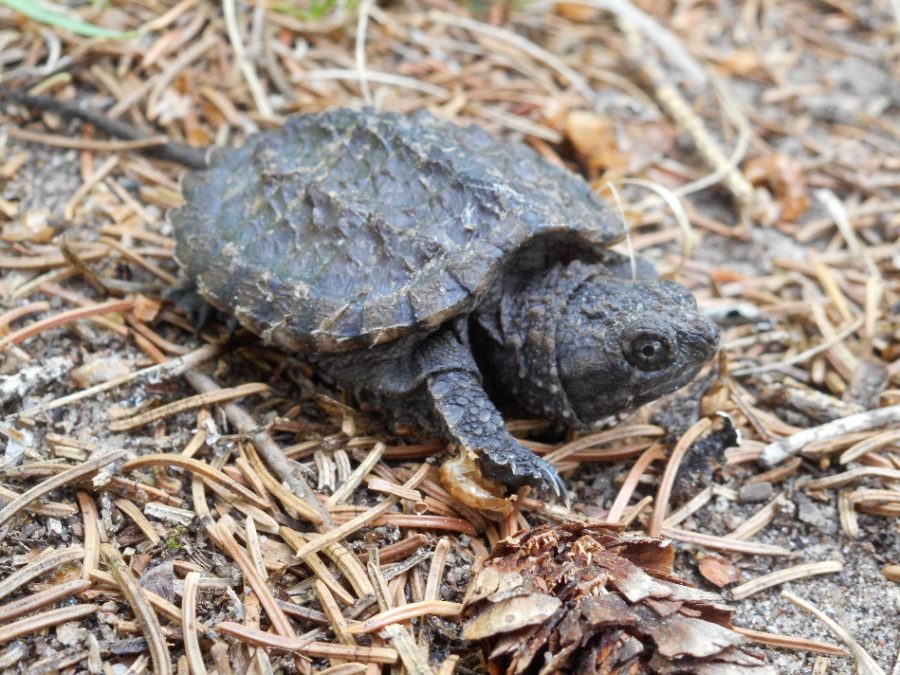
[472,261,597,424]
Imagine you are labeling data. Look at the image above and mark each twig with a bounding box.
[13,342,221,420]
[186,370,332,527]
[760,404,900,466]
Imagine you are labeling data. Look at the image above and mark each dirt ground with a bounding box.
[0,1,898,674]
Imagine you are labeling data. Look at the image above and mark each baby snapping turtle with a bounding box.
[171,108,719,500]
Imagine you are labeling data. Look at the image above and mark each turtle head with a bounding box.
[555,276,719,423]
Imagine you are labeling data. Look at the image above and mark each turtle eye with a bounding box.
[624,332,671,371]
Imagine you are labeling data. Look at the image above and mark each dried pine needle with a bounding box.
[345,601,463,634]
[0,451,124,527]
[100,543,172,675]
[730,561,844,601]
[215,622,398,664]
[0,604,99,645]
[110,383,269,432]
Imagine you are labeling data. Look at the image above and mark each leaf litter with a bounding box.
[0,0,898,673]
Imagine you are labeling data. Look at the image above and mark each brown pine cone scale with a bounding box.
[461,523,775,674]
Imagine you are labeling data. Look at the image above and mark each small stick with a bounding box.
[760,404,900,466]
[243,442,325,526]
[13,342,222,421]
[0,85,207,169]
[186,371,332,527]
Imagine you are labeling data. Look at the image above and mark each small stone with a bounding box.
[796,494,837,533]
[739,482,774,503]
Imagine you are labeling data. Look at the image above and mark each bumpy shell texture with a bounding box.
[462,523,775,674]
[170,109,623,352]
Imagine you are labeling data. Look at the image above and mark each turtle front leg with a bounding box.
[425,369,566,501]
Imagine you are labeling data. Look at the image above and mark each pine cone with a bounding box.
[461,523,775,674]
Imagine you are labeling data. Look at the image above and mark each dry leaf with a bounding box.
[744,154,810,222]
[565,111,629,175]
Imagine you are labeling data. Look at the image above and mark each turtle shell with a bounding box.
[170,109,624,352]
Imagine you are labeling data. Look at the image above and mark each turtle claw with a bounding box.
[532,459,569,508]
[478,441,569,506]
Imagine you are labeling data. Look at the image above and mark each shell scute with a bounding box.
[171,108,624,352]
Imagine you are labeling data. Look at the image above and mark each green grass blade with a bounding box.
[1,0,138,39]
